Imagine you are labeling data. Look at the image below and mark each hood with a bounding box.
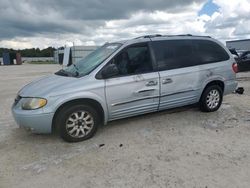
[19,74,77,97]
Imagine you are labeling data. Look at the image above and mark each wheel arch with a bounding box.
[52,98,106,133]
[200,80,224,101]
[204,80,224,92]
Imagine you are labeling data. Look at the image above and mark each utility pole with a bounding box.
[73,41,75,64]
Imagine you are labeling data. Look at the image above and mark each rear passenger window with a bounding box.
[151,40,194,70]
[151,39,229,71]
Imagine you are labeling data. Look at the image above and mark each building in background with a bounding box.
[54,48,64,64]
[226,39,250,51]
[54,46,99,64]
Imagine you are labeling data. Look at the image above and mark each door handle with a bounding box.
[136,89,156,93]
[146,80,158,86]
[162,78,173,84]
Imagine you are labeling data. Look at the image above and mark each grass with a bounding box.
[26,61,57,64]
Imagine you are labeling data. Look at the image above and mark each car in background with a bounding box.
[237,51,250,72]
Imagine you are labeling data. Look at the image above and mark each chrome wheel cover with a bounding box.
[206,89,220,109]
[66,111,94,138]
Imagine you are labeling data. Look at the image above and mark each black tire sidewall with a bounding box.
[57,104,99,142]
[200,85,223,112]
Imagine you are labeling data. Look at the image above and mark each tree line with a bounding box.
[0,47,56,57]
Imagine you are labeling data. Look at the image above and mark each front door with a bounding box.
[104,43,160,120]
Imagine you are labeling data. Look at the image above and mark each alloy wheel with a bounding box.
[66,111,94,138]
[206,89,220,109]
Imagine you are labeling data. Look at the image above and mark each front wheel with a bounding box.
[56,104,99,142]
[199,85,223,112]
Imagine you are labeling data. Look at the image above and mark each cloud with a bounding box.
[21,0,205,20]
[201,0,250,40]
[0,0,249,49]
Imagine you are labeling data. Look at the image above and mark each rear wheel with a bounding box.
[199,85,223,112]
[56,104,99,142]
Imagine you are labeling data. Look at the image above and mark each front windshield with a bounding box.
[61,43,121,77]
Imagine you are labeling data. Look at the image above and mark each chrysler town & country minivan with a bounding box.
[12,34,238,142]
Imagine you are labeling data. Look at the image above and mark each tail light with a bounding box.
[232,63,238,73]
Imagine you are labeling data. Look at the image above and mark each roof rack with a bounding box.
[134,34,162,39]
[169,34,211,38]
[135,34,211,39]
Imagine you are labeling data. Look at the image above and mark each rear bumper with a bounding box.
[224,80,238,95]
[12,107,53,134]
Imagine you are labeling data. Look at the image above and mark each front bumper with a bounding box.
[12,104,54,134]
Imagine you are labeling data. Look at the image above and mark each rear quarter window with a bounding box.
[151,39,230,71]
[192,40,230,65]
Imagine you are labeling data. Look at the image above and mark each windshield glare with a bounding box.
[63,43,121,77]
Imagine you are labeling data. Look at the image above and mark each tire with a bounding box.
[199,85,223,112]
[56,104,100,142]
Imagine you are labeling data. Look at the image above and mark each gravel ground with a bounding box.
[0,64,250,188]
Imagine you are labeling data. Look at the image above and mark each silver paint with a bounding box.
[12,36,238,133]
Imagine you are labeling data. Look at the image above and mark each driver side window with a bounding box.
[111,44,153,76]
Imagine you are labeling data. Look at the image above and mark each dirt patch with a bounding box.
[1,65,250,188]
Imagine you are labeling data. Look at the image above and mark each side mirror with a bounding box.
[101,64,119,79]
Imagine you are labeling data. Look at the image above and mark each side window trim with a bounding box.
[148,41,158,72]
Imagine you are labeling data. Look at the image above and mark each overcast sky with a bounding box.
[0,0,250,49]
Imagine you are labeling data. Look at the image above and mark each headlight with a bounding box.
[21,98,47,110]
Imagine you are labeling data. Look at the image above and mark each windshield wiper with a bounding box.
[55,69,69,76]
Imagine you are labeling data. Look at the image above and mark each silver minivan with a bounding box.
[12,35,238,142]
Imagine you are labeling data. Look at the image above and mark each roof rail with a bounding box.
[134,34,162,39]
[162,34,211,38]
[134,34,211,39]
